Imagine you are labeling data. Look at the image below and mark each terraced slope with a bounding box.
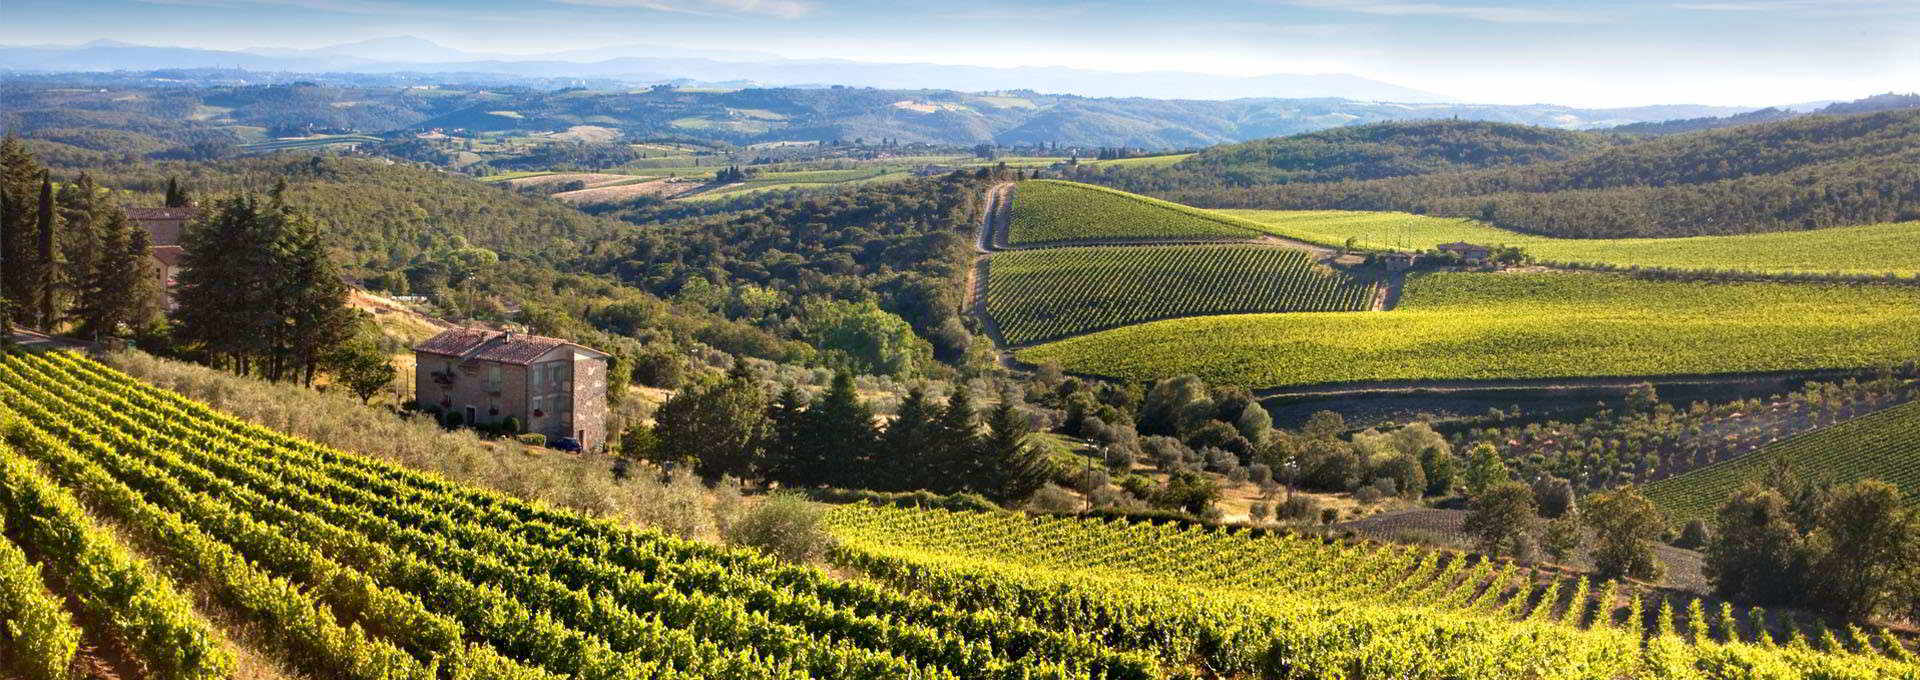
[1222,209,1920,276]
[825,503,1918,678]
[986,245,1376,345]
[1016,271,1920,389]
[1007,179,1265,245]
[1645,400,1920,523]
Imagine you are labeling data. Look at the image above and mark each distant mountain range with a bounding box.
[0,36,1452,102]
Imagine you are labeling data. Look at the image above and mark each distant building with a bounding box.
[148,245,186,309]
[413,328,611,451]
[1436,242,1492,263]
[1379,251,1418,270]
[124,206,201,247]
[127,207,203,307]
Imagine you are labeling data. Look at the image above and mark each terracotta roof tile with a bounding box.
[149,245,186,267]
[413,327,607,365]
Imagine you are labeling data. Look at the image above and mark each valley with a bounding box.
[2,19,1919,677]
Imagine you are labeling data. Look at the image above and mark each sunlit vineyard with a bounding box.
[1219,209,1920,276]
[0,349,1158,680]
[1018,272,1920,388]
[986,245,1376,345]
[824,503,1918,678]
[1007,180,1266,245]
[1645,400,1920,522]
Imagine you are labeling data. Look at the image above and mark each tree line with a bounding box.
[0,136,163,341]
[630,366,1051,504]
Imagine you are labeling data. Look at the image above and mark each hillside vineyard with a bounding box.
[1645,400,1920,522]
[985,245,1376,345]
[0,350,1159,680]
[825,504,1918,678]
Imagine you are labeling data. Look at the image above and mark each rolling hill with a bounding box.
[1150,107,1920,239]
[1645,400,1920,523]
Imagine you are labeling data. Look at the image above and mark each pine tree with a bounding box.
[762,384,810,484]
[810,371,877,488]
[56,174,102,298]
[71,209,159,338]
[877,387,933,490]
[977,400,1050,503]
[270,196,354,384]
[175,195,268,371]
[922,389,978,493]
[0,137,39,325]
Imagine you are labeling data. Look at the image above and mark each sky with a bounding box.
[2,0,1916,107]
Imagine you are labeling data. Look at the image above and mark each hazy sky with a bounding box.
[4,0,1916,107]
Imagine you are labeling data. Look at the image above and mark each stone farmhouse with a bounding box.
[126,206,202,306]
[1436,241,1492,263]
[413,328,611,451]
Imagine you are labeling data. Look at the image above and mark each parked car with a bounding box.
[549,437,583,453]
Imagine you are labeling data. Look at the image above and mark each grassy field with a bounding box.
[1016,271,1920,388]
[1223,209,1920,275]
[986,245,1376,345]
[1644,400,1920,522]
[1009,180,1266,245]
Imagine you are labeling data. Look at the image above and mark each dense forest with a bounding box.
[1111,107,1920,238]
[587,173,992,371]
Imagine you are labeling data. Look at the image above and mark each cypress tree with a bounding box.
[34,174,56,330]
[163,177,187,208]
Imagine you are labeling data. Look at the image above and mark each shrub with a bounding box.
[1249,502,1272,523]
[503,416,523,434]
[1025,484,1084,514]
[1320,508,1340,525]
[1277,495,1321,521]
[516,433,547,447]
[725,493,834,563]
[1354,485,1384,505]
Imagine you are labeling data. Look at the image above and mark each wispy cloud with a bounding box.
[550,0,819,19]
[1276,0,1598,24]
[1675,0,1919,12]
[134,0,429,15]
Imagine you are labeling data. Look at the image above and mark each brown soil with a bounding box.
[552,178,704,204]
[502,172,639,190]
